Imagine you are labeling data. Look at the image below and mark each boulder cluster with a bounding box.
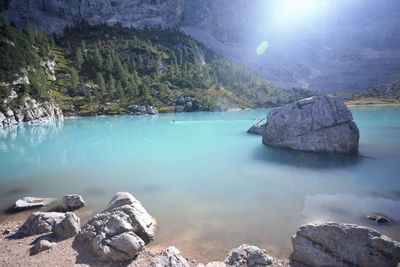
[127,104,159,115]
[9,192,400,267]
[175,96,202,112]
[0,91,63,127]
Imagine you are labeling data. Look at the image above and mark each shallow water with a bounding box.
[1,107,400,261]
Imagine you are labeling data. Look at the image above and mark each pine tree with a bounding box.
[93,45,103,70]
[70,68,80,89]
[96,72,106,97]
[116,81,125,101]
[26,21,35,43]
[107,73,116,99]
[75,49,84,69]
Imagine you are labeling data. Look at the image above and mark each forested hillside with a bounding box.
[1,19,312,116]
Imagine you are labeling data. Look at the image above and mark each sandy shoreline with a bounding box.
[0,210,289,267]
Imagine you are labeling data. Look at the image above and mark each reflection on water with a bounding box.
[253,145,363,169]
[0,107,399,261]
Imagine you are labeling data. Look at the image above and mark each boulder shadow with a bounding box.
[253,145,364,169]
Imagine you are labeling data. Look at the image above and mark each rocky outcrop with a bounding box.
[263,96,359,154]
[62,194,85,211]
[175,96,202,112]
[0,0,184,34]
[290,222,400,267]
[40,58,56,81]
[150,246,190,267]
[14,196,54,210]
[225,244,273,267]
[1,91,63,127]
[127,104,158,115]
[79,192,157,262]
[19,211,66,236]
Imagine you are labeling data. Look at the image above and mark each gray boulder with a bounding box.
[146,105,159,115]
[54,212,81,240]
[79,192,157,262]
[290,222,400,267]
[62,194,85,211]
[225,244,273,267]
[19,211,65,236]
[197,263,227,267]
[14,196,54,210]
[31,239,57,255]
[263,96,359,154]
[150,246,190,267]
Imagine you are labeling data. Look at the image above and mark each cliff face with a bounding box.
[1,0,183,33]
[1,0,400,92]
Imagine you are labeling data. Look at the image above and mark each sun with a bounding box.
[272,0,329,28]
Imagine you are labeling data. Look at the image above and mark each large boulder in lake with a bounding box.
[290,222,400,267]
[79,192,157,262]
[263,96,359,153]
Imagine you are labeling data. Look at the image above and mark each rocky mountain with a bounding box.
[1,0,400,92]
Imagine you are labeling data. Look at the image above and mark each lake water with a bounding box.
[1,106,400,261]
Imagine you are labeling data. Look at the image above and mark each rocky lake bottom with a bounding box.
[0,107,400,262]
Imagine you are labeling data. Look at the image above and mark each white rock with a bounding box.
[150,246,190,267]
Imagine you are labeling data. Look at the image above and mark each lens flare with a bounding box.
[256,41,269,56]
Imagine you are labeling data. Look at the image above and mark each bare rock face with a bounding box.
[225,244,273,267]
[247,123,266,135]
[1,91,63,127]
[54,212,81,240]
[1,0,184,34]
[150,246,190,267]
[263,96,359,154]
[62,194,85,211]
[19,211,65,236]
[79,192,157,262]
[290,222,400,267]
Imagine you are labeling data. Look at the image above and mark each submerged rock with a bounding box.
[14,196,54,210]
[225,244,273,267]
[19,211,65,236]
[79,192,157,262]
[247,123,266,135]
[290,222,400,267]
[150,246,190,267]
[54,212,81,240]
[263,96,359,154]
[62,194,85,211]
[31,239,57,255]
[366,213,392,224]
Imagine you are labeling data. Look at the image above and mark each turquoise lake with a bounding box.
[0,106,400,260]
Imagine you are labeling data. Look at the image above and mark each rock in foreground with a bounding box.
[19,211,66,236]
[291,222,400,267]
[79,192,157,262]
[263,96,359,154]
[62,194,85,211]
[150,246,190,267]
[54,212,81,240]
[225,244,273,267]
[14,196,54,210]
